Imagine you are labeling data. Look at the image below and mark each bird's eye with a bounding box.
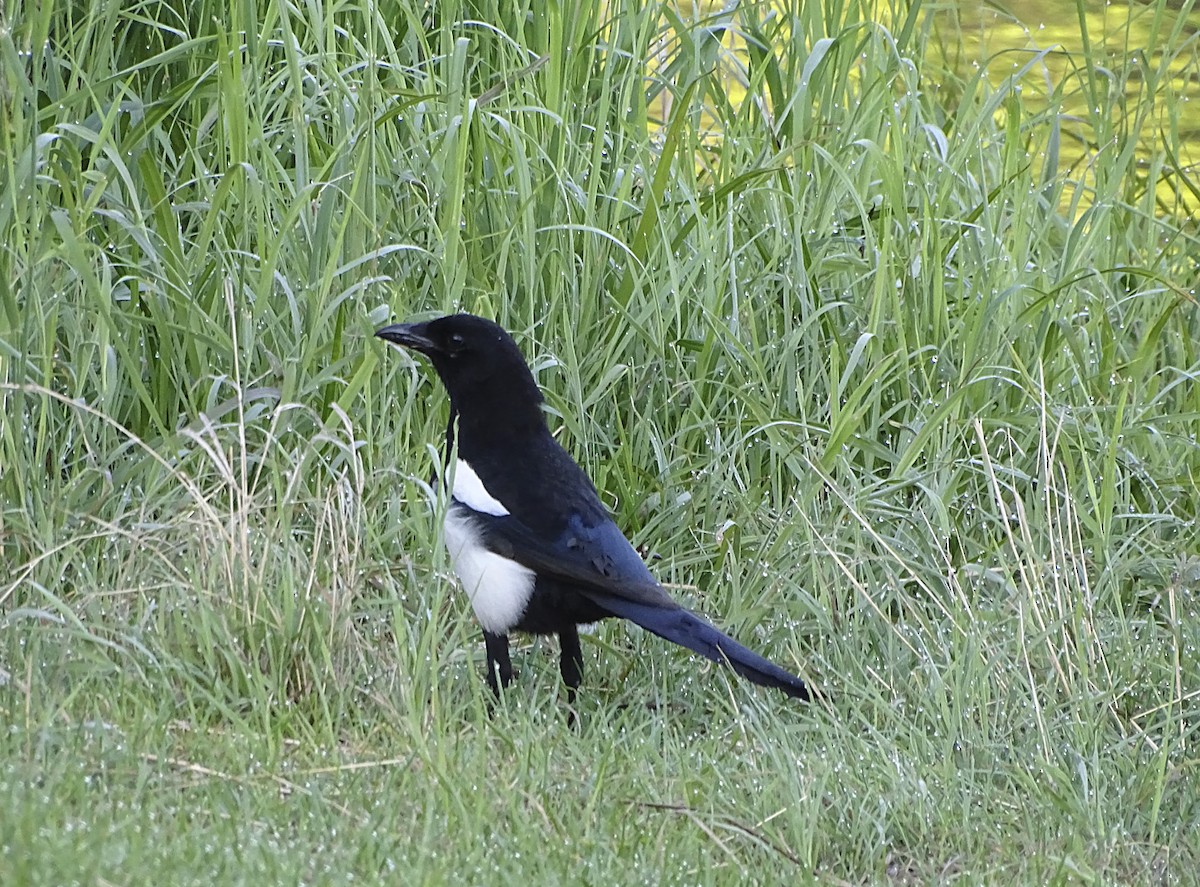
[448,333,466,350]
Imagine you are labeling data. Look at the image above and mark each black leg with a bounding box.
[483,631,513,695]
[559,625,584,707]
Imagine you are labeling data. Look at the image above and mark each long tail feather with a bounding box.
[586,593,812,701]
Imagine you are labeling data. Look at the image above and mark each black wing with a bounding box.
[456,425,681,610]
[465,507,681,611]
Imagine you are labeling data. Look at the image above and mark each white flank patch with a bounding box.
[452,459,510,516]
[443,507,534,634]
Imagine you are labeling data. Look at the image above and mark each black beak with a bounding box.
[376,321,436,354]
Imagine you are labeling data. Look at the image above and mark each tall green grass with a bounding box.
[2,0,1198,882]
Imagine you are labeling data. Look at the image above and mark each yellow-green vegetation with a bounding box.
[1,0,1197,883]
[939,0,1200,219]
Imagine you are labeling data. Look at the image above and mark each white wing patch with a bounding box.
[443,506,534,634]
[452,459,510,516]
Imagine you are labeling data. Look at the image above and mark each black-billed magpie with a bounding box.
[376,313,812,704]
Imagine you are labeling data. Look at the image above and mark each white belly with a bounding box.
[443,507,535,634]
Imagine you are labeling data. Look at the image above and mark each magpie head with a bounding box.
[376,313,544,418]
